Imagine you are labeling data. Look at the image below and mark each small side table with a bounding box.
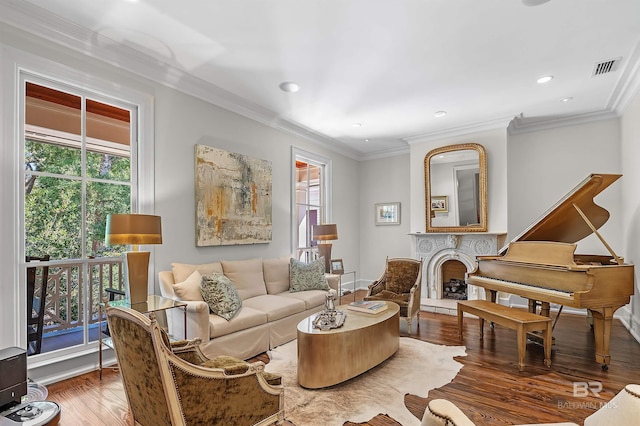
[98,294,187,379]
[338,270,356,304]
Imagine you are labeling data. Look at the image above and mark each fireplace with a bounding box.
[441,259,468,300]
[410,232,505,302]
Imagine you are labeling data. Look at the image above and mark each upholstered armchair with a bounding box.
[422,384,640,426]
[364,257,423,333]
[106,306,284,426]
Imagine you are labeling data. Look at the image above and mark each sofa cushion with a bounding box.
[172,270,204,301]
[172,261,223,283]
[263,257,292,294]
[208,307,267,338]
[200,273,242,321]
[289,258,330,292]
[280,289,327,310]
[221,258,268,300]
[242,294,306,322]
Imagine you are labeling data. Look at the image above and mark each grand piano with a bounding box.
[467,173,634,370]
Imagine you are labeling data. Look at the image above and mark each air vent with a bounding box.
[592,57,621,76]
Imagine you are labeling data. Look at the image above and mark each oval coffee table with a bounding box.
[296,301,400,389]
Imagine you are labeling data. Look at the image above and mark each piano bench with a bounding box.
[457,300,552,371]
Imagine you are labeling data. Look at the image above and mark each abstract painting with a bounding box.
[195,145,272,246]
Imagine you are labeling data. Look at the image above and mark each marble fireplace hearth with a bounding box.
[410,232,506,315]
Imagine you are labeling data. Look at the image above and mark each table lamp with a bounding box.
[105,214,162,304]
[312,223,338,273]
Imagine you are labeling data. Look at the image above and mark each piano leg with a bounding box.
[589,307,616,370]
[540,302,550,318]
[528,299,538,314]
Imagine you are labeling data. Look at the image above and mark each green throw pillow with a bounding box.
[289,257,330,292]
[200,273,242,321]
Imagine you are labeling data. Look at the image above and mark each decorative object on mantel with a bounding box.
[194,144,272,246]
[312,223,338,272]
[374,202,400,225]
[105,213,163,304]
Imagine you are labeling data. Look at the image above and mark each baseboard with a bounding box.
[616,304,640,344]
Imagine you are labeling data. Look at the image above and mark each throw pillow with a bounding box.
[172,270,203,301]
[289,257,330,292]
[200,273,242,321]
[171,261,223,283]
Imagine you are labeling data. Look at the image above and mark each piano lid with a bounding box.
[499,174,621,255]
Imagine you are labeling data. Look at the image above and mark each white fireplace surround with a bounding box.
[410,232,505,302]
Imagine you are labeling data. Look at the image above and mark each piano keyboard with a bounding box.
[468,275,575,304]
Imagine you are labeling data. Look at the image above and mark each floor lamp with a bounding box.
[312,224,338,273]
[105,214,162,305]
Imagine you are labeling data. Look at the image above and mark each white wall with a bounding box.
[620,85,640,340]
[506,119,623,253]
[153,85,360,276]
[358,154,412,284]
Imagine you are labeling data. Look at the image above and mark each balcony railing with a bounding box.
[40,257,124,337]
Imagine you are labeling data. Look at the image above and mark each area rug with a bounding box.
[264,337,466,426]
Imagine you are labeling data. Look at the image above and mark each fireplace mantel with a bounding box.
[410,232,506,302]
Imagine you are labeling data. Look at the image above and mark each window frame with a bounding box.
[291,146,332,261]
[6,53,154,365]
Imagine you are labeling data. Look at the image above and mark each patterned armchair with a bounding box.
[364,257,423,334]
[106,306,284,426]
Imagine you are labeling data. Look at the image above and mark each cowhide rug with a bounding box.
[264,337,466,426]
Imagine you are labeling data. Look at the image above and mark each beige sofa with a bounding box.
[159,256,335,360]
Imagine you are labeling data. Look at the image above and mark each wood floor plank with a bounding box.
[43,292,640,425]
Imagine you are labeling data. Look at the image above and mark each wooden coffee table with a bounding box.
[296,302,400,389]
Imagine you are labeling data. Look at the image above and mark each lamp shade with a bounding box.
[312,224,338,241]
[105,214,162,246]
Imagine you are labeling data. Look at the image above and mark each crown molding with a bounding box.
[0,1,364,160]
[3,1,638,162]
[507,110,619,135]
[359,145,410,161]
[403,116,513,145]
[610,39,640,116]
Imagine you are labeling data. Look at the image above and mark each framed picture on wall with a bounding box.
[431,196,448,212]
[330,259,344,275]
[375,202,400,225]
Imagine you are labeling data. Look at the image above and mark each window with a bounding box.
[292,148,331,262]
[22,77,137,357]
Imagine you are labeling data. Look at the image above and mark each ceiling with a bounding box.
[6,0,640,159]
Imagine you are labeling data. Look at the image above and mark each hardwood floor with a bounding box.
[45,294,640,425]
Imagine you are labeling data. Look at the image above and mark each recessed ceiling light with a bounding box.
[279,81,300,93]
[434,111,447,118]
[352,123,362,128]
[561,97,573,102]
[537,75,553,84]
[364,139,370,142]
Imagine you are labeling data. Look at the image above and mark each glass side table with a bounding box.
[98,294,187,379]
[338,270,356,304]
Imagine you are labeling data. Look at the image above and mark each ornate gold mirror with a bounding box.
[424,143,487,232]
